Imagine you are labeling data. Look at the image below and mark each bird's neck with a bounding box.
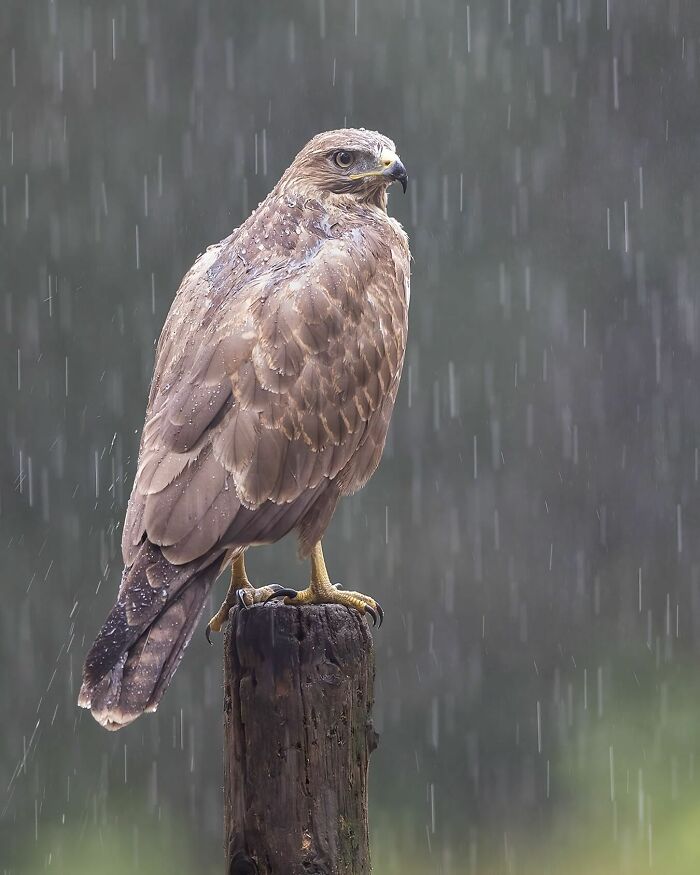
[275,179,389,214]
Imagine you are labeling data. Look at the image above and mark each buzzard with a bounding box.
[78,129,410,730]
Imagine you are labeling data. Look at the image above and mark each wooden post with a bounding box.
[223,603,378,875]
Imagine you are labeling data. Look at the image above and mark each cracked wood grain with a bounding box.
[224,603,377,875]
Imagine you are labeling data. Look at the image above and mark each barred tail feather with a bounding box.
[78,541,224,730]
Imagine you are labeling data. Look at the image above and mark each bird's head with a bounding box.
[278,128,408,211]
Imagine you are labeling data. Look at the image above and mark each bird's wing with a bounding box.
[122,212,408,567]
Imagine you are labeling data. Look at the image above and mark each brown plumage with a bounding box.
[78,129,410,729]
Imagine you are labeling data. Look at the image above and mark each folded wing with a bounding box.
[122,212,408,572]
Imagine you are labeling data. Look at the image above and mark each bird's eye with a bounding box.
[333,150,354,169]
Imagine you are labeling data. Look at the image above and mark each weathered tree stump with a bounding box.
[224,603,378,875]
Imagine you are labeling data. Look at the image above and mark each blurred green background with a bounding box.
[3,1,700,872]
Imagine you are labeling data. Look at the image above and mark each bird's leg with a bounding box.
[207,553,295,641]
[206,553,251,641]
[265,541,383,626]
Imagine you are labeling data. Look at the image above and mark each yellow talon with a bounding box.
[207,543,384,636]
[281,543,383,626]
[206,553,251,640]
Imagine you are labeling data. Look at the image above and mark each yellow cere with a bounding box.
[348,147,401,180]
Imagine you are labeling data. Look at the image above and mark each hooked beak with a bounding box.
[380,148,408,193]
[383,158,408,193]
[349,147,408,193]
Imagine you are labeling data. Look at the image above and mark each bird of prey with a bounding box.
[78,128,410,730]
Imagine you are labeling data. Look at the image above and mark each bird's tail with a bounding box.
[78,541,225,731]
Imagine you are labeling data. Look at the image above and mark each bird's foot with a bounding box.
[206,583,293,642]
[206,597,240,639]
[263,582,384,627]
[236,583,296,609]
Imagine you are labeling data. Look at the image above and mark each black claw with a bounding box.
[376,603,384,627]
[333,583,343,590]
[364,606,378,626]
[262,584,298,605]
[205,624,213,645]
[236,590,251,609]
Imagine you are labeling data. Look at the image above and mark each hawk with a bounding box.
[78,129,410,730]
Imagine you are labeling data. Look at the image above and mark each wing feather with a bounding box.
[122,194,410,567]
